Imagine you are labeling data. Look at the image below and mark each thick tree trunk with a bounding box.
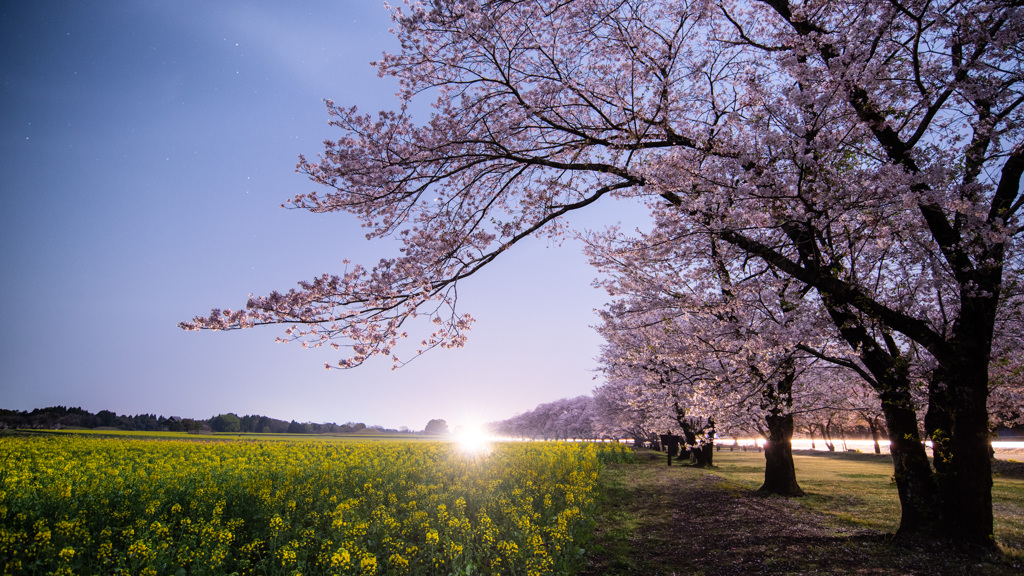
[878,385,938,540]
[757,364,799,493]
[695,432,715,467]
[688,441,715,467]
[675,413,715,467]
[759,412,804,496]
[697,420,715,467]
[928,351,994,547]
[946,384,993,547]
[821,302,939,539]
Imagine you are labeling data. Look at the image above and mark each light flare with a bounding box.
[454,424,492,457]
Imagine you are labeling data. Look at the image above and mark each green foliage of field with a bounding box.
[0,434,631,575]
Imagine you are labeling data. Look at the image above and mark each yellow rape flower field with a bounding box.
[0,435,632,575]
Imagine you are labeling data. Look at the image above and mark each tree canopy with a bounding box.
[424,418,450,435]
[183,0,1023,546]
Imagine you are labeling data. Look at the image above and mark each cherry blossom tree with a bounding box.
[821,369,889,454]
[492,396,601,440]
[595,319,727,466]
[588,231,865,493]
[592,380,662,446]
[796,372,889,452]
[182,0,1022,545]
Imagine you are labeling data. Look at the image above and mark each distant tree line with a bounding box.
[490,396,606,442]
[0,406,401,435]
[491,394,1024,449]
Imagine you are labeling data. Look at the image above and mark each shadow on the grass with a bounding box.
[583,456,1021,576]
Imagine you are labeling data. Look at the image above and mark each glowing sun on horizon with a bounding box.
[454,424,492,456]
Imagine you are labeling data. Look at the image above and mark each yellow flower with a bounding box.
[0,435,609,576]
[127,540,151,559]
[330,548,351,569]
[360,552,377,575]
[278,546,297,566]
[388,552,409,572]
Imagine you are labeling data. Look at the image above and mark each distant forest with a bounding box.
[0,406,407,435]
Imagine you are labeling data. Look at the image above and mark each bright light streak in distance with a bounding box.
[454,424,492,456]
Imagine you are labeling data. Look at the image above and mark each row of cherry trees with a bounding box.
[490,396,604,441]
[588,195,1023,517]
[491,376,890,461]
[183,0,1023,546]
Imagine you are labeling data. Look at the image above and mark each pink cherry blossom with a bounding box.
[182,0,1022,545]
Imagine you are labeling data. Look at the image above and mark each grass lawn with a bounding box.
[583,448,1024,576]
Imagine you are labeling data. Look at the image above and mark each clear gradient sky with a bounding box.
[1,1,648,430]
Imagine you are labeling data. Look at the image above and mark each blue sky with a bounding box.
[1,1,646,430]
